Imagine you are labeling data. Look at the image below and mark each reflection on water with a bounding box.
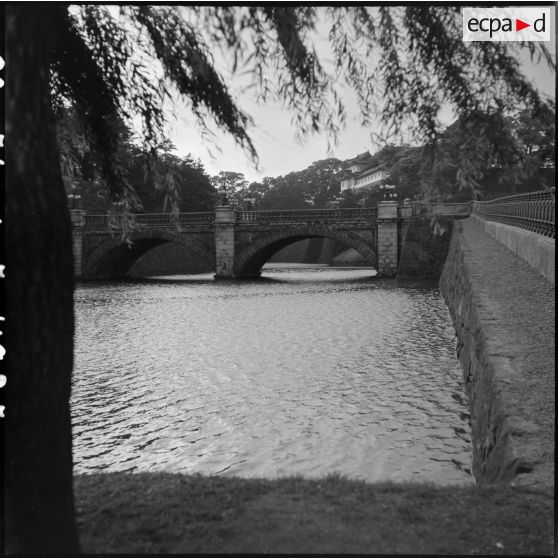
[71,264,472,484]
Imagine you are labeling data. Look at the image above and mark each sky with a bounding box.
[164,6,556,183]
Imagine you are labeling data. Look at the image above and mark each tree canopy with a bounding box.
[222,108,555,211]
[56,107,217,215]
[419,109,556,200]
[210,171,249,206]
[47,5,554,215]
[249,158,343,210]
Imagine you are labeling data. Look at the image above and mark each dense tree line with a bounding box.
[64,105,554,216]
[418,109,555,201]
[210,109,555,212]
[56,108,217,214]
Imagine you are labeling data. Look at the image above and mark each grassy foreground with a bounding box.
[74,472,553,555]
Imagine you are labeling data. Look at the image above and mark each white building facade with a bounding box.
[339,151,391,192]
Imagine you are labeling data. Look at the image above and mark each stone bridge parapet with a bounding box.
[235,207,378,224]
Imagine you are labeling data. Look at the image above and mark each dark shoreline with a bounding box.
[75,472,553,554]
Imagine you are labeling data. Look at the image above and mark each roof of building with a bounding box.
[348,150,371,164]
[357,164,389,179]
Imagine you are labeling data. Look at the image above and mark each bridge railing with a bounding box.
[84,212,215,230]
[236,207,378,222]
[471,188,555,238]
[411,203,472,217]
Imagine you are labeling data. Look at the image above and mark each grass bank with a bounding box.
[75,472,553,554]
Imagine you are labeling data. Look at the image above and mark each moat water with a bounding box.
[71,264,473,484]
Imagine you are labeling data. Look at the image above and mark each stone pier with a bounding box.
[70,209,87,277]
[376,201,399,277]
[213,205,236,278]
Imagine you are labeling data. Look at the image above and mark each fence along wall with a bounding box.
[470,188,555,284]
[472,188,555,238]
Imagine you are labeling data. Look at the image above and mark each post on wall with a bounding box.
[376,200,399,277]
[214,205,236,278]
[70,209,87,277]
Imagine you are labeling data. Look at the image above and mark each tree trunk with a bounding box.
[5,6,79,553]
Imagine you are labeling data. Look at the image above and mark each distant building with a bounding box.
[339,150,391,192]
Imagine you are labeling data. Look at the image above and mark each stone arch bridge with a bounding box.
[71,201,471,279]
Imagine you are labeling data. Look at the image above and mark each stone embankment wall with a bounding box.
[396,216,455,279]
[440,219,554,491]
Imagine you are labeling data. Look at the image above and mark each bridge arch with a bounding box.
[83,229,214,279]
[234,226,377,277]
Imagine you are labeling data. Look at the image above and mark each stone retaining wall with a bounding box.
[440,231,521,483]
[396,216,454,279]
[440,220,554,489]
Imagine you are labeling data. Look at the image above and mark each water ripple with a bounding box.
[71,265,473,484]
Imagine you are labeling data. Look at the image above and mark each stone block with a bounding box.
[377,201,398,219]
